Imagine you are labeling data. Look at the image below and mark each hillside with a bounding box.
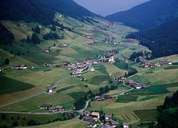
[0,0,96,24]
[106,0,178,30]
[127,18,178,57]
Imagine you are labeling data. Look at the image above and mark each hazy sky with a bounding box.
[74,0,150,16]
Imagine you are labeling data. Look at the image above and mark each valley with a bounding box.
[0,0,178,128]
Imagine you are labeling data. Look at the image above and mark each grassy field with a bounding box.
[104,64,127,77]
[0,75,34,95]
[0,93,74,112]
[22,118,86,128]
[134,109,158,122]
[130,68,178,85]
[0,112,77,128]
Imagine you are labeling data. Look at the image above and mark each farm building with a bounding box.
[47,85,57,94]
[108,56,115,63]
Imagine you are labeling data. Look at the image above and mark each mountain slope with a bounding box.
[0,0,96,24]
[106,0,178,30]
[127,18,178,57]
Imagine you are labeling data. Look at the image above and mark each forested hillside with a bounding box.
[107,0,178,30]
[127,18,178,57]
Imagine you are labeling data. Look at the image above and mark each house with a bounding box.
[123,123,129,128]
[15,65,28,70]
[40,104,52,110]
[40,104,64,113]
[105,114,112,121]
[90,112,100,120]
[90,67,95,72]
[48,105,64,113]
[93,61,98,64]
[108,56,115,63]
[159,60,169,65]
[125,80,144,90]
[95,96,105,101]
[44,49,49,54]
[47,85,57,94]
[143,62,155,68]
[135,85,142,90]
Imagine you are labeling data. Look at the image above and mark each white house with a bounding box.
[90,67,95,72]
[123,123,129,128]
[108,56,115,63]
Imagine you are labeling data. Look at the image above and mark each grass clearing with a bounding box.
[0,75,34,95]
[117,95,138,103]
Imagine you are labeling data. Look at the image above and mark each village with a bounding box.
[138,57,172,68]
[80,111,129,128]
[65,49,117,77]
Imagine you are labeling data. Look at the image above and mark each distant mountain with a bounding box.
[106,0,178,30]
[0,0,96,24]
[127,18,178,57]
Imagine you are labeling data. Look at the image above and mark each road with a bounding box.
[77,99,91,114]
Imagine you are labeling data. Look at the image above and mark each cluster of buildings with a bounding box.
[125,80,146,90]
[116,77,146,90]
[99,50,118,64]
[65,51,118,77]
[113,76,127,83]
[65,60,97,76]
[139,57,172,68]
[12,64,28,70]
[40,104,64,113]
[81,111,119,128]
